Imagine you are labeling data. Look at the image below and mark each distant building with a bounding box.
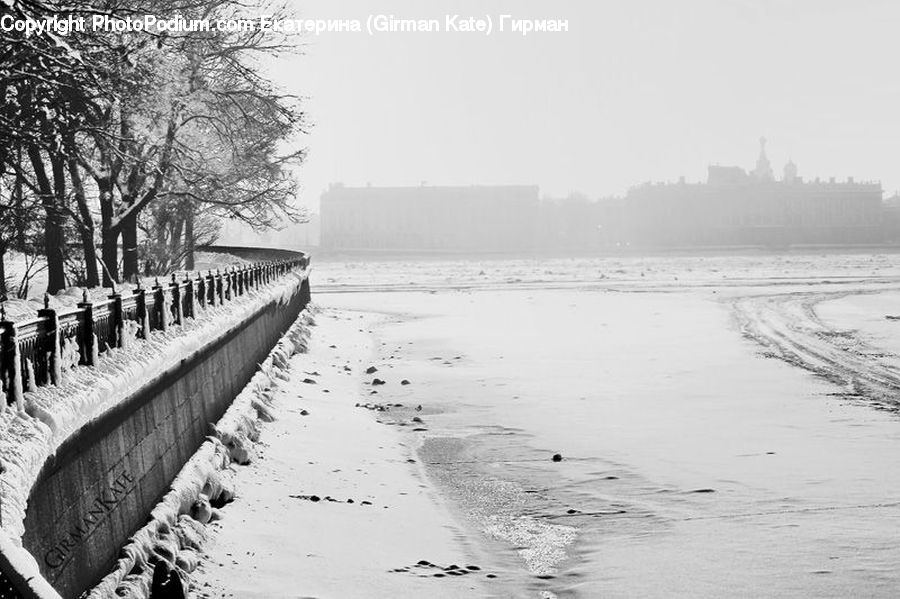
[882,193,900,244]
[617,139,886,247]
[320,141,891,253]
[320,184,540,252]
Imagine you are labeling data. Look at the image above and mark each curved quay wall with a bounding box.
[13,260,311,598]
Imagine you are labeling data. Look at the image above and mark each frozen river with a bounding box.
[317,253,900,598]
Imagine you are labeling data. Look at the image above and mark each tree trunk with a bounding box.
[13,146,26,251]
[101,228,120,286]
[0,247,7,300]
[27,146,67,294]
[121,210,139,282]
[79,224,100,288]
[43,209,67,294]
[154,212,168,273]
[68,158,99,287]
[48,155,69,294]
[170,214,185,270]
[185,208,195,271]
[98,177,118,286]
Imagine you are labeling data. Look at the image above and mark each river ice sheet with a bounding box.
[322,273,900,598]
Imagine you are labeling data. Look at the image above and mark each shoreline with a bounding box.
[192,308,499,598]
[354,305,597,598]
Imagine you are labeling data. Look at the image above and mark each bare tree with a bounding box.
[1,0,307,291]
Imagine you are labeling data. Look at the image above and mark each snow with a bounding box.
[191,308,489,599]
[81,307,316,598]
[0,269,308,547]
[0,523,61,599]
[315,251,900,294]
[313,255,900,597]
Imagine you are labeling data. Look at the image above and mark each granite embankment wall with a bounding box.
[16,271,310,598]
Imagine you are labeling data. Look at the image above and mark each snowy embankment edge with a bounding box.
[80,305,318,598]
[0,271,306,555]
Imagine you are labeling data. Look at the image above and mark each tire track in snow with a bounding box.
[733,290,900,411]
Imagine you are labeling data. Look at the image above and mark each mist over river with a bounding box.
[317,253,900,598]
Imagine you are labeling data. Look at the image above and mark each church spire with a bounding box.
[783,157,798,183]
[752,136,775,181]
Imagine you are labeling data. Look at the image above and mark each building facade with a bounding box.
[320,184,540,252]
[320,141,890,253]
[617,139,885,247]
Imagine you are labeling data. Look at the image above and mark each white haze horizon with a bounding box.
[232,0,900,236]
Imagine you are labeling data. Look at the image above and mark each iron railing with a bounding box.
[0,257,310,408]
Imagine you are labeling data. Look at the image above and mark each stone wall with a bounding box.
[20,275,311,598]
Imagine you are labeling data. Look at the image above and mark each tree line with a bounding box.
[0,0,306,298]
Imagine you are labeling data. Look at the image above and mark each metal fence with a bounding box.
[0,257,309,408]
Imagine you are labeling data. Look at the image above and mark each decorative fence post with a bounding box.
[197,274,207,310]
[37,294,62,385]
[108,286,124,349]
[78,290,97,367]
[207,271,216,307]
[153,278,167,332]
[170,273,183,326]
[134,281,151,340]
[184,275,196,319]
[216,269,225,305]
[227,267,236,301]
[0,305,24,409]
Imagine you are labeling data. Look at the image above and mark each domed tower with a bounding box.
[783,158,798,183]
[752,137,775,181]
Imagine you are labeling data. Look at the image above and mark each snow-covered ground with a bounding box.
[291,253,900,598]
[192,308,493,599]
[82,306,316,599]
[734,287,900,409]
[315,251,900,294]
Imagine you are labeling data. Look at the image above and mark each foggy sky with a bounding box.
[272,0,900,211]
